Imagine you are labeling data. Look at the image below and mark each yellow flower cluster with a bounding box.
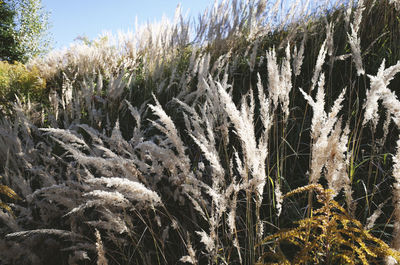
[0,61,46,111]
[257,184,400,265]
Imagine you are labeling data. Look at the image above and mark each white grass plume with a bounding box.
[389,0,400,10]
[149,95,191,179]
[274,179,283,217]
[175,98,225,188]
[293,31,306,77]
[227,182,242,263]
[363,60,400,129]
[299,73,350,201]
[180,233,198,265]
[217,76,272,241]
[95,229,108,265]
[86,208,129,234]
[366,201,386,230]
[266,45,292,121]
[6,229,84,240]
[388,139,400,264]
[311,39,328,91]
[347,0,365,76]
[196,230,215,254]
[217,81,269,196]
[67,190,129,216]
[86,177,162,208]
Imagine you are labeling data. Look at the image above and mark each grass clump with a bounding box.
[1,0,400,264]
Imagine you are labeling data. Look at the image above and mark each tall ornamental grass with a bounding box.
[1,0,400,264]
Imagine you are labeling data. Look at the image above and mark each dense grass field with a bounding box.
[1,0,400,264]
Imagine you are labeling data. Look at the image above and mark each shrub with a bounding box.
[0,60,46,112]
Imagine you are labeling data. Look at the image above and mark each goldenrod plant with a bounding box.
[0,176,20,215]
[257,184,400,264]
[0,60,46,112]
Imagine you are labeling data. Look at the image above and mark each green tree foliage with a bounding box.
[14,0,51,61]
[0,0,51,62]
[0,0,23,62]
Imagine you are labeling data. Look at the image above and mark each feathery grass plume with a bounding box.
[324,120,353,209]
[217,79,270,198]
[325,22,335,57]
[344,0,354,29]
[175,98,225,189]
[40,128,88,147]
[27,183,83,213]
[95,229,108,265]
[67,190,129,216]
[124,100,144,143]
[249,39,260,72]
[363,60,400,129]
[217,75,273,250]
[196,54,211,91]
[180,233,198,265]
[86,208,129,234]
[107,71,130,102]
[86,177,161,208]
[48,89,59,122]
[365,201,386,230]
[389,0,400,10]
[257,74,273,138]
[174,70,272,263]
[266,45,292,121]
[210,50,232,81]
[387,140,400,265]
[0,114,42,198]
[377,109,393,150]
[300,73,325,143]
[148,95,191,180]
[227,181,242,263]
[196,229,215,255]
[347,0,365,76]
[299,72,351,203]
[352,0,365,36]
[46,135,138,180]
[179,73,246,262]
[310,38,328,91]
[6,229,85,240]
[292,31,306,77]
[175,95,233,257]
[60,73,75,124]
[274,179,283,217]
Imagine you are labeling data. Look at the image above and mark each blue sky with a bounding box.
[41,0,214,49]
